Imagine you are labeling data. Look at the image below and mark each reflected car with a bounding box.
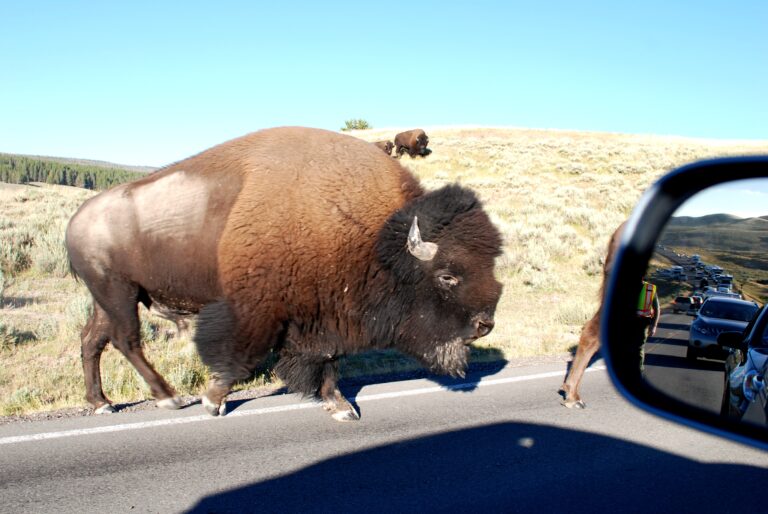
[672,295,694,314]
[687,297,759,360]
[690,295,703,314]
[718,306,768,427]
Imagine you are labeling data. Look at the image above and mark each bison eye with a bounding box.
[437,274,459,288]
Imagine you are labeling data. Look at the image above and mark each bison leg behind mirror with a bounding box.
[66,127,503,420]
[559,223,623,409]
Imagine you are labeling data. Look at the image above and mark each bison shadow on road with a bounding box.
[336,347,507,419]
[186,421,767,513]
[205,347,508,416]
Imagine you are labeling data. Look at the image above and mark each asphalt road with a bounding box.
[644,311,726,414]
[0,358,766,514]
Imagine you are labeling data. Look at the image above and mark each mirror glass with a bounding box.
[642,178,768,431]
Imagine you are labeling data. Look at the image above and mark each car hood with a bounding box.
[694,316,748,332]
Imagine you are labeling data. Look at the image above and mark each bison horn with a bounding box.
[407,216,438,261]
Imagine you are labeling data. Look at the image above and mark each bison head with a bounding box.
[416,133,429,154]
[372,185,503,377]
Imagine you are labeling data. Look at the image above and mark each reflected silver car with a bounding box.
[718,306,768,426]
[687,297,759,360]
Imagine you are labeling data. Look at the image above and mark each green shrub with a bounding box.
[31,224,70,277]
[0,230,34,276]
[340,119,371,131]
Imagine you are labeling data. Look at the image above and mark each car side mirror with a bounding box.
[717,331,746,352]
[601,156,768,449]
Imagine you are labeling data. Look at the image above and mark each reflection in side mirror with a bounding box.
[602,157,768,449]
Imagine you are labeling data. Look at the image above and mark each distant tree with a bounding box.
[341,119,372,131]
[0,153,144,190]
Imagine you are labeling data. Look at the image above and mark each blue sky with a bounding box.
[675,178,768,218]
[2,1,766,166]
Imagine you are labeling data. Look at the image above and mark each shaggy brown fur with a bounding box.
[394,129,429,158]
[560,222,624,409]
[66,127,502,420]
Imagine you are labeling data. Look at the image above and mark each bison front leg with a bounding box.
[202,374,232,417]
[274,349,360,422]
[195,300,284,417]
[319,361,359,422]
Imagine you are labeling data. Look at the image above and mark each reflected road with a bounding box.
[644,310,725,414]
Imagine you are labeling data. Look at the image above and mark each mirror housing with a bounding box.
[717,331,747,352]
[602,156,768,449]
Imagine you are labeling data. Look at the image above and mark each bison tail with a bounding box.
[68,260,81,283]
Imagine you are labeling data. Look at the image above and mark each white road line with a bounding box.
[0,366,605,446]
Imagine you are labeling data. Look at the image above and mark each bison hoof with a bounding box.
[331,408,360,422]
[202,395,227,417]
[561,399,586,409]
[94,403,116,415]
[156,396,183,410]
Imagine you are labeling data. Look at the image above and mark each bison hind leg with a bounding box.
[560,312,601,409]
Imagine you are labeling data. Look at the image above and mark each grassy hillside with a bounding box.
[659,215,768,303]
[2,127,768,416]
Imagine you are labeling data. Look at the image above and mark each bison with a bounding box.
[394,129,430,158]
[559,223,623,409]
[66,126,503,421]
[373,140,394,155]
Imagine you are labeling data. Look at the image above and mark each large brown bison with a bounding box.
[373,140,394,155]
[394,129,429,158]
[559,223,623,408]
[66,127,503,421]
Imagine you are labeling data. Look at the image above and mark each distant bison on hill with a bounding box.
[373,140,394,155]
[394,129,430,158]
[66,126,503,421]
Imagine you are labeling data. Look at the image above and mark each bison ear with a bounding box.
[407,216,438,261]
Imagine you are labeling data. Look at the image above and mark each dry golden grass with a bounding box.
[358,127,768,355]
[2,128,768,416]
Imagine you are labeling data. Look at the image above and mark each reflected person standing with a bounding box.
[637,279,661,370]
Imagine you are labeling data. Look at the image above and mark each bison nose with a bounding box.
[474,315,495,338]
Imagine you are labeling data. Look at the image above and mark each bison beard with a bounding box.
[415,337,471,378]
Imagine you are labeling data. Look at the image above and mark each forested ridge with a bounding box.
[0,153,149,190]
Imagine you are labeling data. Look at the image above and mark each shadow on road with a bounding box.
[339,354,508,419]
[645,353,724,372]
[186,421,767,513]
[647,335,688,347]
[217,349,508,416]
[657,321,692,332]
